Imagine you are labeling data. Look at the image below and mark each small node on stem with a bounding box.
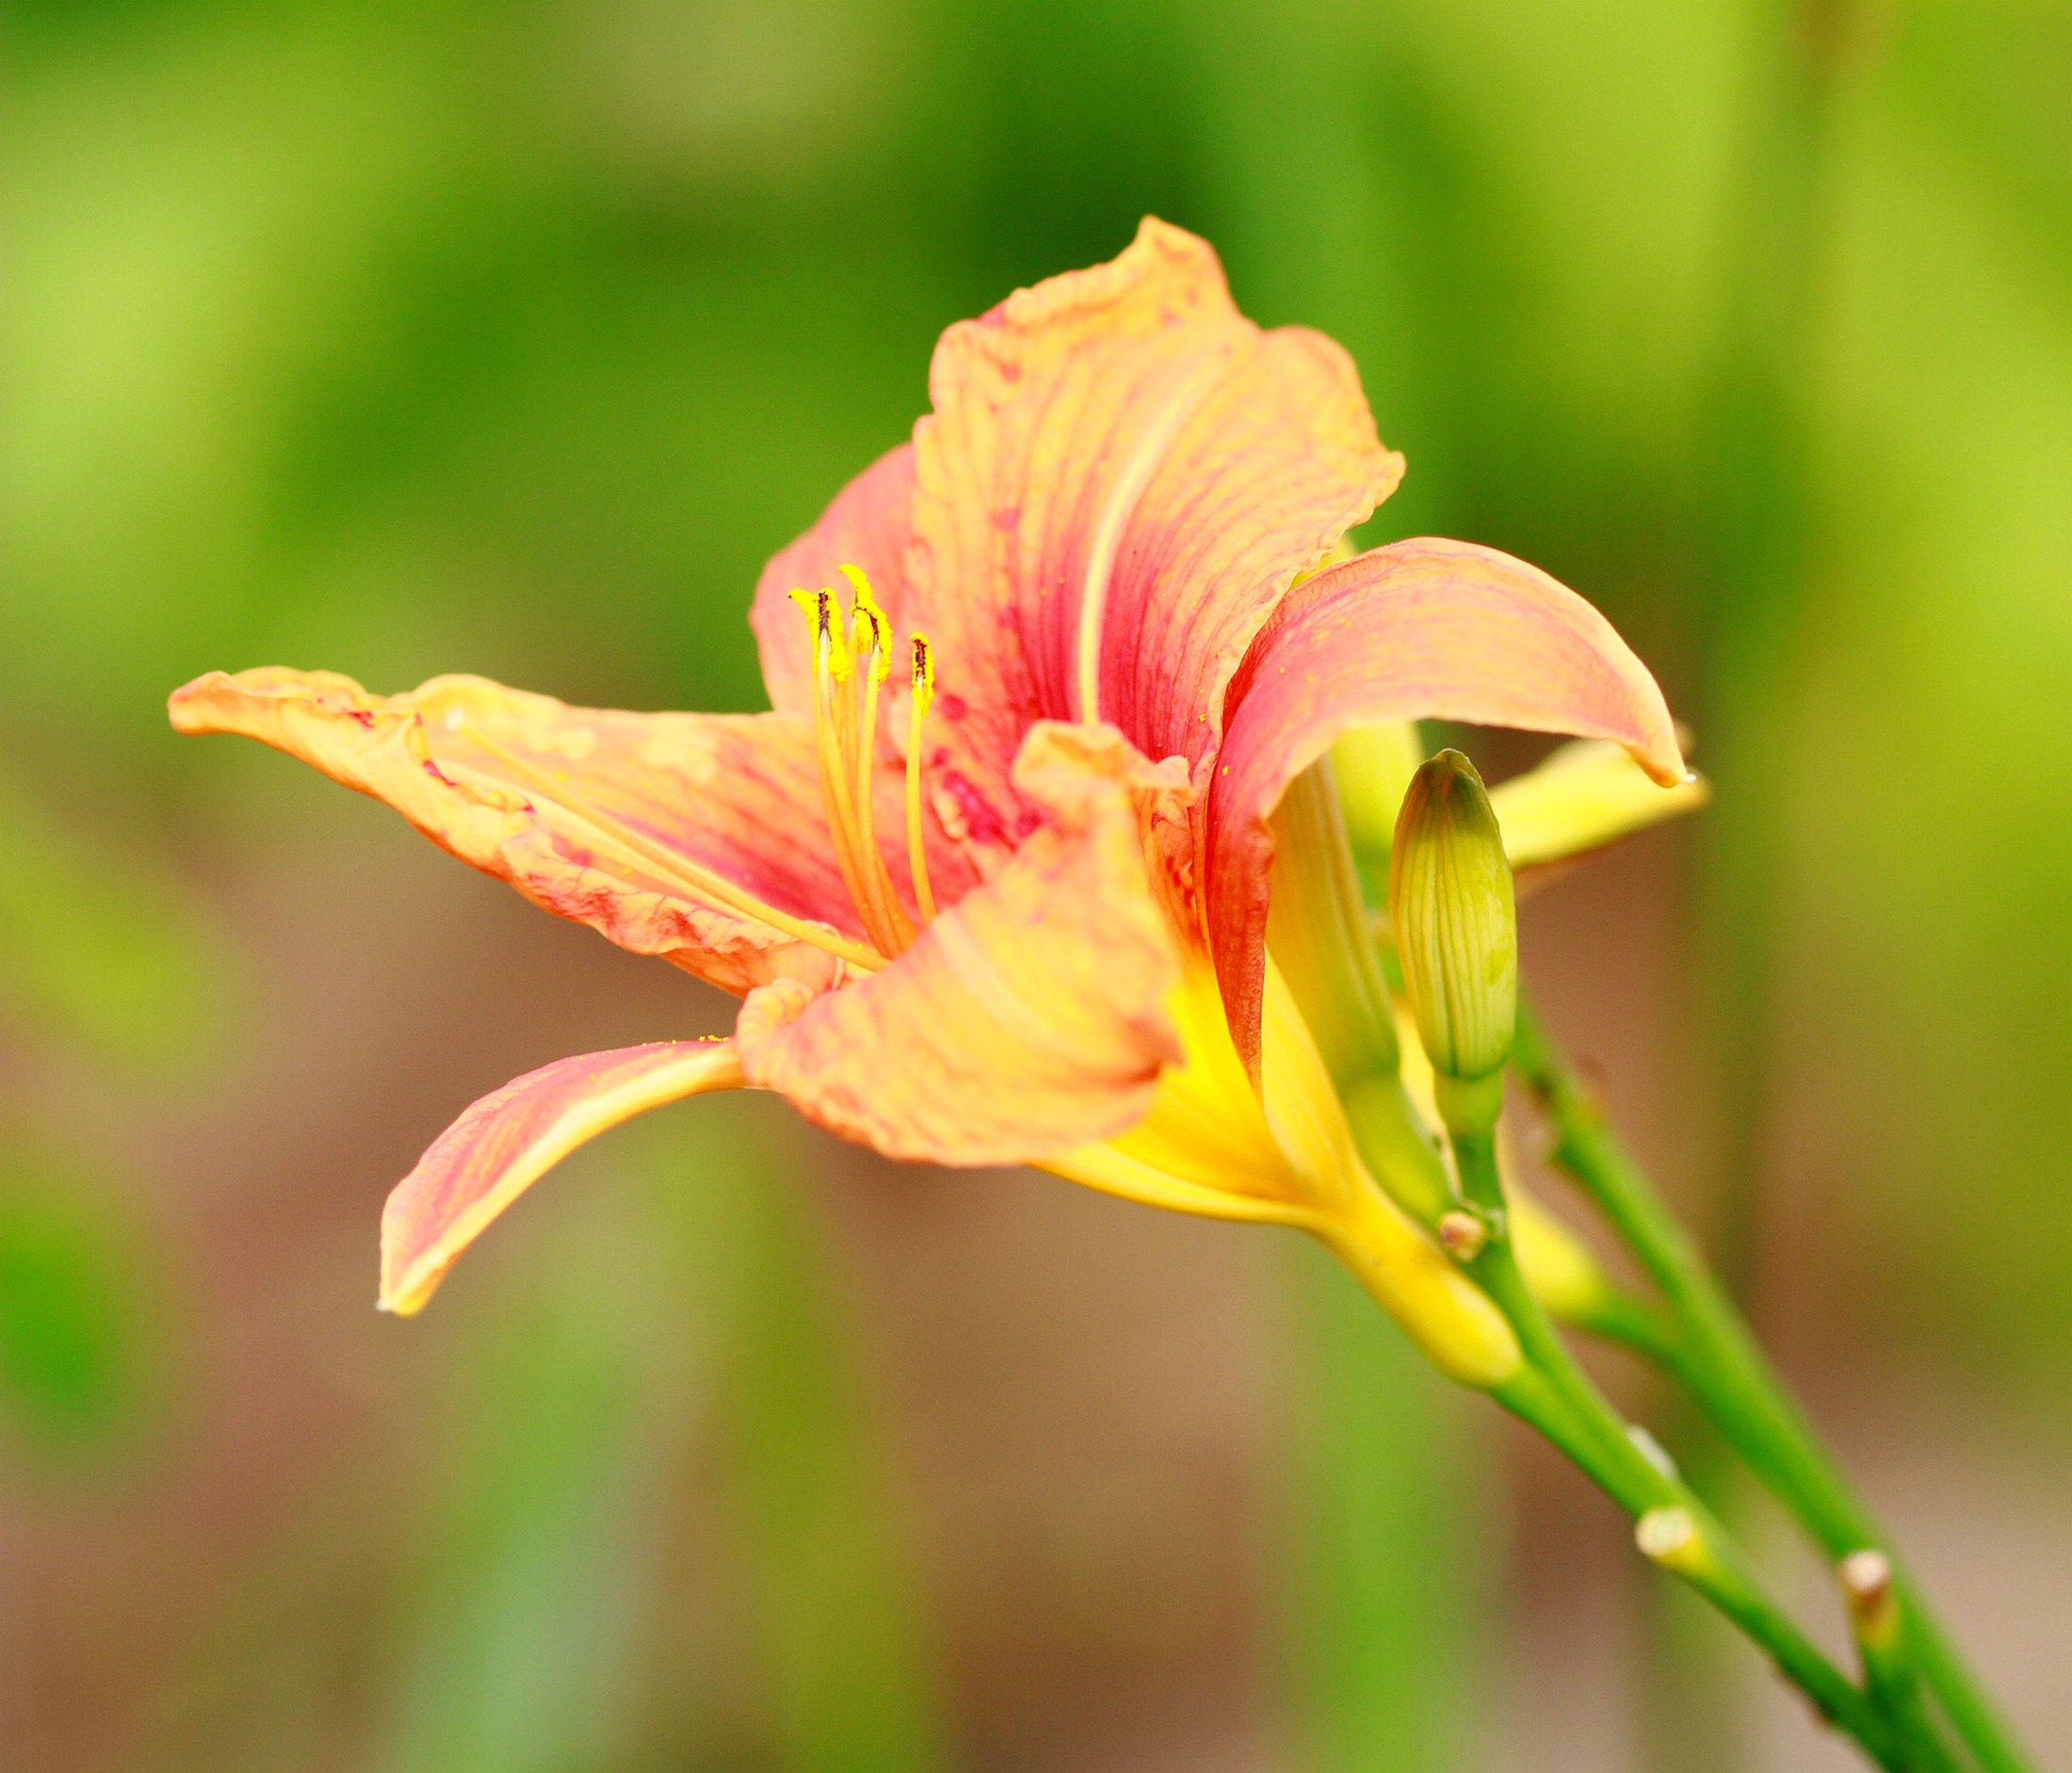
[1840,1548,1899,1645]
[1437,1209,1489,1261]
[1636,1505,1701,1570]
[1632,1505,1723,1584]
[1840,1548,1892,1606]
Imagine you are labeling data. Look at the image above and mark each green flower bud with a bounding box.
[1389,750,1517,1123]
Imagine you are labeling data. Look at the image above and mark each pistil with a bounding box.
[905,635,939,923]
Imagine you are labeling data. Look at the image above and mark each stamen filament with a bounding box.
[791,574,919,959]
[805,625,883,943]
[850,614,916,952]
[455,726,883,974]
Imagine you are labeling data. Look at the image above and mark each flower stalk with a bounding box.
[1357,745,2024,1773]
[1446,1113,1902,1763]
[1508,998,2035,1772]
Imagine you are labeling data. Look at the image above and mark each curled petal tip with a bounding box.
[1206,535,1685,1069]
[379,1040,745,1315]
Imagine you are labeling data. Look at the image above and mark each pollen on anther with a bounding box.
[838,564,890,682]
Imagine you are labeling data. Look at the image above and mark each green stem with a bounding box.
[1511,999,2034,1773]
[1556,1275,1683,1368]
[1442,1128,1904,1767]
[1850,1574,1967,1773]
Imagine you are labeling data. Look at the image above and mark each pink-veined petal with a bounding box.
[1207,536,1686,1069]
[904,217,1400,860]
[380,1041,745,1314]
[170,668,867,995]
[734,724,1189,1166]
[750,442,918,721]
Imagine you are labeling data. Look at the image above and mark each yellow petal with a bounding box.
[1491,737,1710,873]
[1040,1140,1318,1228]
[1071,959,1522,1390]
[1510,1190,1612,1322]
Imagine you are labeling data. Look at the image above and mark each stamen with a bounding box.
[789,571,917,958]
[841,563,890,679]
[452,724,882,974]
[817,586,852,684]
[793,590,881,942]
[849,606,915,953]
[905,632,939,923]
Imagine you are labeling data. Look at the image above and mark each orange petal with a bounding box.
[750,441,918,721]
[734,723,1188,1166]
[380,1040,745,1314]
[1207,537,1686,1069]
[170,668,866,995]
[905,217,1401,860]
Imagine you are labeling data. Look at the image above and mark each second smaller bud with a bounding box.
[1391,749,1517,1136]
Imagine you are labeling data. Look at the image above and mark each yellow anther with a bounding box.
[904,631,939,924]
[840,561,883,618]
[792,586,847,683]
[787,586,850,683]
[860,610,890,681]
[825,588,857,682]
[840,563,892,685]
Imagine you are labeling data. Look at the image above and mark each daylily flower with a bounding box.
[170,219,1683,1384]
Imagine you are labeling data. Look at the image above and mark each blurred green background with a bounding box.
[4,0,2069,1768]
